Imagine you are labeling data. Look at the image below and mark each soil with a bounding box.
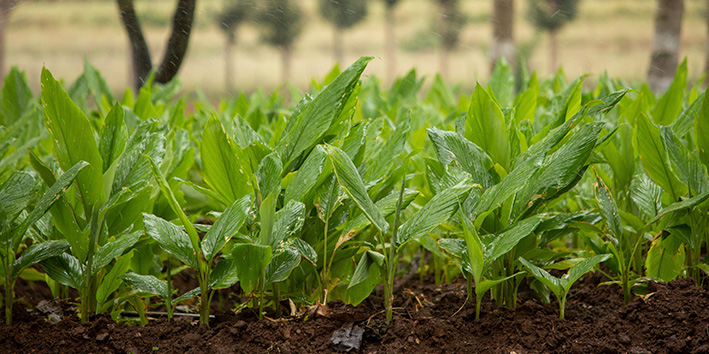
[2,272,709,354]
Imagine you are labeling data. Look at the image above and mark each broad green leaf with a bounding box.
[635,113,686,199]
[231,243,272,294]
[647,191,709,224]
[121,272,169,298]
[326,145,389,234]
[147,157,201,256]
[465,83,510,170]
[396,182,472,248]
[202,194,252,261]
[82,59,115,114]
[365,117,410,181]
[488,58,514,107]
[291,238,317,264]
[518,258,561,297]
[475,273,522,298]
[96,251,133,308]
[645,236,685,282]
[264,248,300,284]
[0,67,32,126]
[284,145,328,204]
[594,171,623,238]
[696,93,709,168]
[278,57,373,166]
[461,214,484,284]
[344,250,383,306]
[99,104,128,173]
[671,91,704,137]
[0,170,39,220]
[112,122,166,194]
[315,174,342,222]
[427,128,495,189]
[41,68,104,214]
[209,259,240,289]
[41,253,83,289]
[92,231,141,274]
[102,185,151,235]
[256,152,283,199]
[271,200,305,249]
[341,188,419,241]
[513,80,538,125]
[630,174,663,218]
[651,60,686,125]
[12,240,70,278]
[143,213,199,269]
[201,117,252,205]
[563,254,611,292]
[661,126,709,194]
[486,215,543,265]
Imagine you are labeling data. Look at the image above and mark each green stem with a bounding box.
[559,295,566,319]
[475,293,482,320]
[322,217,329,304]
[81,212,101,323]
[4,251,13,326]
[273,283,281,317]
[166,256,173,321]
[198,267,209,326]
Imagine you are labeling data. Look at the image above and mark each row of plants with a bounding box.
[0,57,707,327]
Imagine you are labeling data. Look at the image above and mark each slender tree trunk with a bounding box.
[117,0,153,90]
[281,44,291,83]
[491,0,515,72]
[0,0,19,81]
[333,27,343,64]
[648,0,684,93]
[385,5,397,83]
[549,28,558,73]
[225,33,235,91]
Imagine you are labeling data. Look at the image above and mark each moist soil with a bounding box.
[2,272,709,354]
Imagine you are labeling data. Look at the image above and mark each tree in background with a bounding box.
[490,0,515,72]
[319,0,368,65]
[218,0,253,91]
[117,0,196,91]
[257,0,303,83]
[384,0,403,82]
[0,0,19,80]
[647,0,684,93]
[434,0,466,79]
[527,0,580,73]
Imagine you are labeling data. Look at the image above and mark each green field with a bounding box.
[6,0,707,95]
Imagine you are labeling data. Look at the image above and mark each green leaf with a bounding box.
[111,121,165,193]
[513,80,539,125]
[231,243,272,294]
[486,216,543,265]
[475,273,522,298]
[695,93,709,168]
[518,257,561,297]
[102,185,152,235]
[201,117,252,205]
[209,259,240,289]
[465,83,510,170]
[122,272,169,298]
[630,174,663,218]
[284,145,328,204]
[647,191,709,224]
[12,240,70,278]
[291,238,318,264]
[271,200,305,249]
[651,60,686,125]
[365,117,410,181]
[563,254,612,293]
[92,231,141,274]
[0,67,32,126]
[326,145,389,234]
[635,113,686,199]
[41,253,83,290]
[645,235,685,282]
[0,170,39,220]
[41,67,104,214]
[143,213,199,270]
[264,248,300,284]
[82,59,115,114]
[427,128,495,189]
[488,58,514,107]
[315,174,342,222]
[341,188,419,240]
[96,251,133,309]
[256,152,283,199]
[460,214,484,284]
[660,126,709,194]
[594,171,623,239]
[396,182,472,248]
[202,194,251,261]
[278,57,373,166]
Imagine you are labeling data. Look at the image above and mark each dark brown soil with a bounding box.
[2,273,709,354]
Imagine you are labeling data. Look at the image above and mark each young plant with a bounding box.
[519,254,611,319]
[0,162,85,325]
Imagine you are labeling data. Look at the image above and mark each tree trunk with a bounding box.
[550,27,558,73]
[281,44,291,83]
[0,0,19,81]
[385,6,397,82]
[333,27,343,64]
[117,0,195,91]
[490,0,515,72]
[648,0,684,93]
[225,33,234,92]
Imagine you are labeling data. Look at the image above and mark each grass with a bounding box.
[5,0,707,96]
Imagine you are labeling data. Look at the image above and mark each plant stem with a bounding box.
[166,256,173,321]
[385,179,407,324]
[273,283,281,317]
[467,277,473,301]
[198,267,209,326]
[4,251,12,326]
[322,217,329,304]
[559,296,566,319]
[81,212,101,323]
[475,294,482,320]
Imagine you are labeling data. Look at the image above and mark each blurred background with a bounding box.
[1,0,706,97]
